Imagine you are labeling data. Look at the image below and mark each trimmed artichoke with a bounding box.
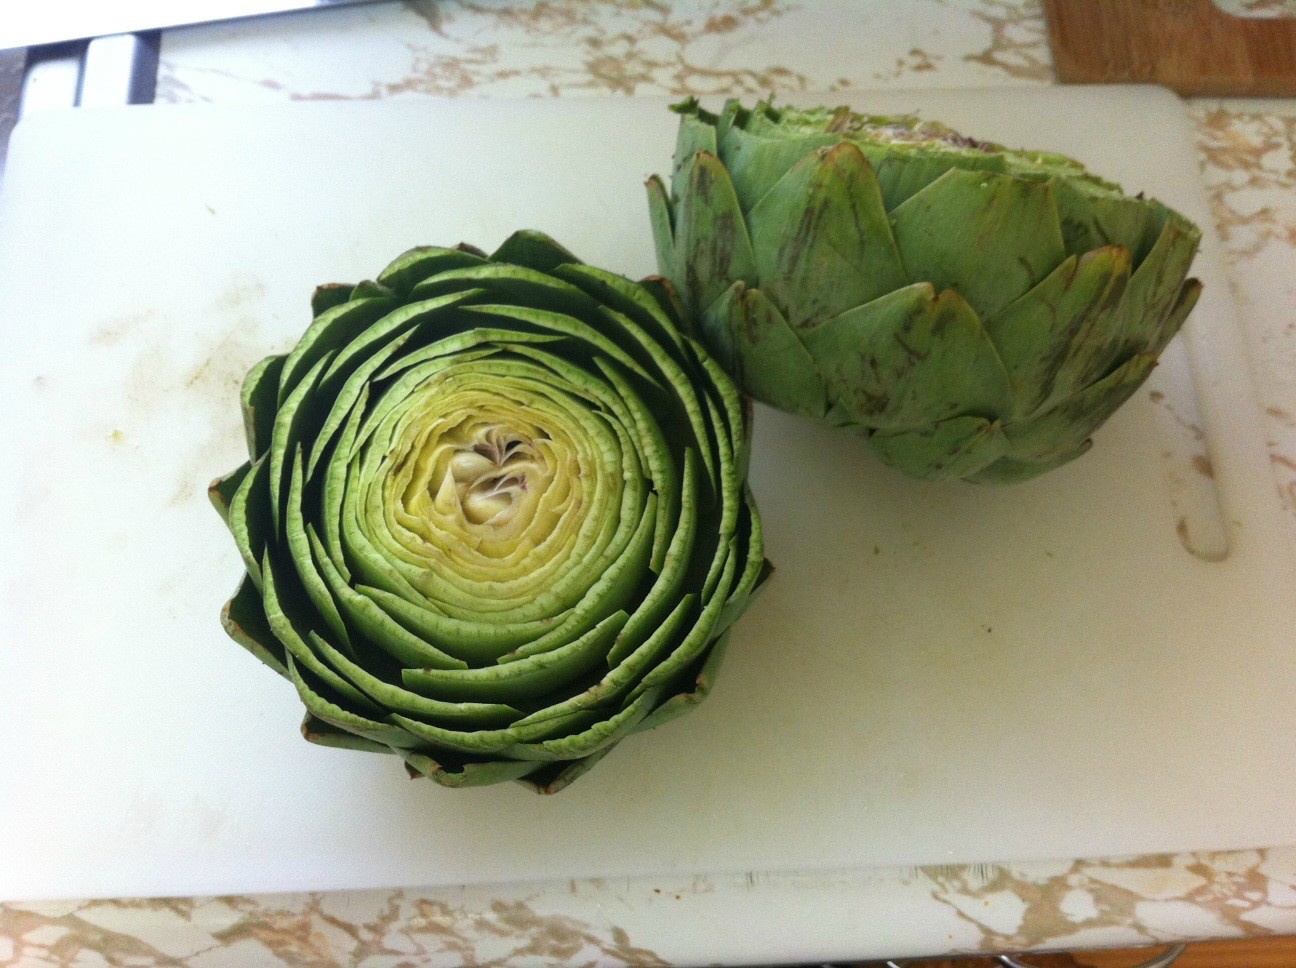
[647,99,1203,484]
[209,231,769,793]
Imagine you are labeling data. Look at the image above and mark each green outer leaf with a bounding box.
[278,294,396,405]
[517,593,697,728]
[506,688,662,762]
[261,552,375,711]
[401,611,628,704]
[1107,213,1203,362]
[306,526,468,671]
[306,630,521,727]
[800,284,1012,432]
[240,354,286,460]
[1052,178,1155,261]
[519,748,611,794]
[703,282,828,420]
[1001,352,1157,463]
[268,351,334,536]
[286,656,421,750]
[1153,278,1203,355]
[983,246,1131,418]
[646,174,678,284]
[209,461,250,526]
[716,120,840,214]
[671,114,719,202]
[868,416,1010,482]
[285,447,352,650]
[631,547,737,698]
[302,713,392,754]
[500,492,657,662]
[402,750,541,789]
[632,632,731,735]
[607,451,698,664]
[376,246,486,295]
[391,707,603,757]
[966,439,1093,486]
[872,148,1007,212]
[492,229,583,274]
[226,456,271,591]
[889,167,1066,320]
[315,289,485,417]
[746,141,907,329]
[220,575,289,678]
[672,151,758,320]
[311,284,354,318]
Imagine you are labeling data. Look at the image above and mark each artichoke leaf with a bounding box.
[226,456,273,591]
[746,140,907,329]
[519,748,611,794]
[645,174,679,285]
[401,611,628,704]
[965,440,1094,486]
[376,246,488,295]
[868,415,1010,483]
[1002,352,1157,463]
[391,706,603,757]
[703,282,829,420]
[984,246,1132,419]
[1054,213,1200,394]
[717,118,840,214]
[221,574,289,678]
[801,284,1012,433]
[209,461,250,526]
[402,750,542,788]
[306,630,521,728]
[286,655,423,750]
[505,688,663,763]
[261,552,376,711]
[240,353,287,460]
[672,151,759,320]
[278,293,396,406]
[631,632,732,735]
[890,167,1066,320]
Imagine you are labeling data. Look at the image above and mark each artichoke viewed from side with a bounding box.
[647,99,1203,484]
[209,231,770,793]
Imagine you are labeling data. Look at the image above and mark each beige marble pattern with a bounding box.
[3,847,1294,966]
[4,1,1295,965]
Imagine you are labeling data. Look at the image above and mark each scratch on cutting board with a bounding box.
[1177,516,1230,562]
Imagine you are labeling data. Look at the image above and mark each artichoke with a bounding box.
[209,231,769,793]
[647,99,1203,484]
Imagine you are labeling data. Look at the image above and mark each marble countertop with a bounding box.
[3,1,1295,965]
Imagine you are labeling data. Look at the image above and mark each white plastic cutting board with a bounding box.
[1,87,1294,903]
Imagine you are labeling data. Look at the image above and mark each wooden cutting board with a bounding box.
[1,87,1294,903]
[1045,0,1296,96]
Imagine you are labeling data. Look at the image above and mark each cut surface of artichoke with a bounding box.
[211,231,771,793]
[648,98,1204,484]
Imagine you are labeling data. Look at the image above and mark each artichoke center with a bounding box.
[446,424,548,527]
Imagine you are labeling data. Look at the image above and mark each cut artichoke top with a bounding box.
[735,101,1106,178]
[648,98,1203,484]
[673,97,1154,237]
[210,231,770,793]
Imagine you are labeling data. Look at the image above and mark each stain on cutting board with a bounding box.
[84,278,290,511]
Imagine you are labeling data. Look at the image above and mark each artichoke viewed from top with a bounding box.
[210,231,769,793]
[647,98,1203,484]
